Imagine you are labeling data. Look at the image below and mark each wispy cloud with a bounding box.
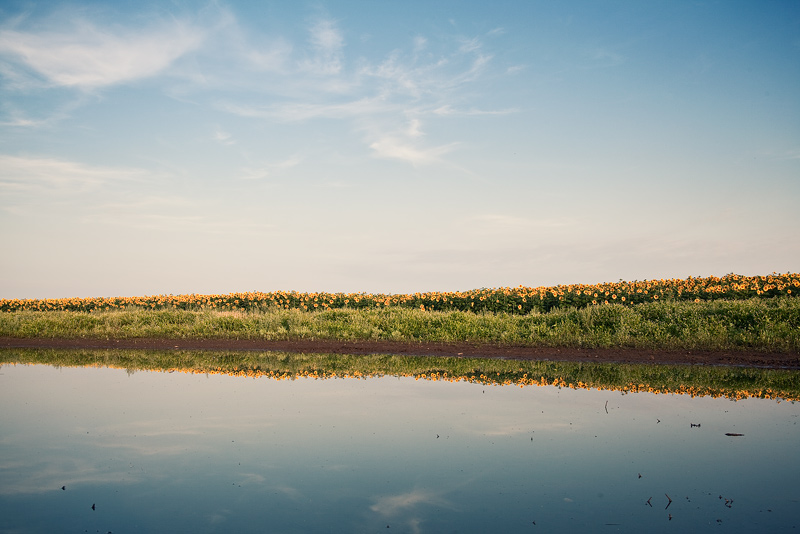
[0,155,148,194]
[239,155,302,180]
[458,37,482,54]
[412,35,427,53]
[365,117,458,165]
[762,147,800,161]
[369,136,457,165]
[222,96,391,122]
[0,87,93,128]
[302,18,344,76]
[245,42,293,72]
[80,209,275,235]
[1,6,516,175]
[584,47,625,68]
[0,117,41,127]
[363,53,448,98]
[431,105,518,116]
[211,15,512,168]
[0,16,205,89]
[405,118,423,138]
[214,130,235,145]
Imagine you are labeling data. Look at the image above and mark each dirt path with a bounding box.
[2,337,798,369]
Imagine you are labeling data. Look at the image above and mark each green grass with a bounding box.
[1,297,799,352]
[2,348,798,401]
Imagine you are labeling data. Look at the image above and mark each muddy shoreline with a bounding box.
[2,337,798,369]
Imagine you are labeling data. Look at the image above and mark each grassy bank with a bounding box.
[2,348,798,401]
[1,297,799,352]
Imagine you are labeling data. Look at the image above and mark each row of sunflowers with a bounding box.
[2,272,798,314]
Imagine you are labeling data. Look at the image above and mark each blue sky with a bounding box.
[1,1,798,299]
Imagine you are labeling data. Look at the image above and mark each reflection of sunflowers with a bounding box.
[5,349,798,402]
[2,273,798,313]
[16,362,794,402]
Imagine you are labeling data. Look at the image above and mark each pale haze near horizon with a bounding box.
[0,1,798,299]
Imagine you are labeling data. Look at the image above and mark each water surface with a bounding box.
[1,357,798,533]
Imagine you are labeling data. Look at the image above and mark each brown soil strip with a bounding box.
[1,337,798,369]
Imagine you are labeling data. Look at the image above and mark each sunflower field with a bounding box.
[1,272,798,314]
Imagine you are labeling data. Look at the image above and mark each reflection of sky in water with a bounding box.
[1,363,798,533]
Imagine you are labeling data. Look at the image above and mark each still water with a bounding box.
[1,359,798,533]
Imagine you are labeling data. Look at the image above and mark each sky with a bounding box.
[0,1,798,299]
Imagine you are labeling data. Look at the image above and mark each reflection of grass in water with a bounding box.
[1,297,799,352]
[2,348,798,402]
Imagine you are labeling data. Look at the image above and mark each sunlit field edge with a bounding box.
[1,273,798,353]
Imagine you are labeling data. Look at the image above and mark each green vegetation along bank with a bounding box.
[1,297,799,353]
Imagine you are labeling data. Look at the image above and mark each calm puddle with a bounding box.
[1,357,798,533]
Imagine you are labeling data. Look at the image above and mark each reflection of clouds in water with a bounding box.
[319,463,349,472]
[376,488,460,514]
[206,510,230,525]
[479,423,534,437]
[0,457,142,495]
[98,415,274,437]
[456,415,570,437]
[84,415,277,456]
[237,473,265,486]
[98,422,204,437]
[478,421,574,436]
[271,485,303,500]
[370,488,455,534]
[93,441,198,456]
